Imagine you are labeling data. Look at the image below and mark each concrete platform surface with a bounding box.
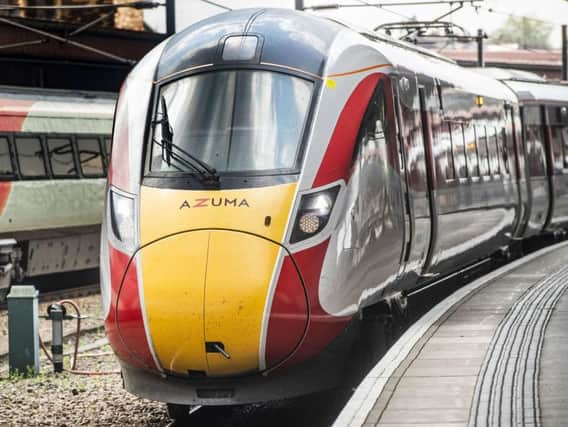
[334,241,568,427]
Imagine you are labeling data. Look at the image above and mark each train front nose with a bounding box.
[140,229,294,376]
[135,184,306,377]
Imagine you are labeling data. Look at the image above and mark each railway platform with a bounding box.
[335,241,568,427]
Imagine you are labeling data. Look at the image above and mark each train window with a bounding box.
[464,124,479,177]
[450,123,467,179]
[499,128,510,175]
[0,137,13,177]
[562,127,568,169]
[548,105,568,126]
[524,106,542,125]
[104,137,111,158]
[439,123,454,180]
[357,83,388,156]
[476,126,490,177]
[15,136,47,178]
[550,126,564,172]
[525,126,547,177]
[150,70,313,174]
[77,137,104,177]
[487,127,500,175]
[47,137,77,177]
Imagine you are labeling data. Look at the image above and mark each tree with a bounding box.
[490,16,553,49]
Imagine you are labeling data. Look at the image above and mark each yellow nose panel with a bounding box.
[204,230,280,376]
[139,183,297,377]
[140,231,209,374]
[140,230,282,377]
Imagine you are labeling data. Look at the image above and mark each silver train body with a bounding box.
[101,9,568,407]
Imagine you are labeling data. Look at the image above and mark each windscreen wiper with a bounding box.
[154,96,219,182]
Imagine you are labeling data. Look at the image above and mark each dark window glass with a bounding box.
[150,70,313,174]
[487,127,500,175]
[16,136,46,177]
[498,128,510,175]
[548,105,568,125]
[47,137,76,177]
[440,123,454,180]
[77,138,104,177]
[476,126,490,176]
[550,126,564,172]
[104,137,111,159]
[526,125,547,177]
[525,106,541,125]
[464,124,479,177]
[450,123,467,179]
[562,127,568,169]
[0,137,13,176]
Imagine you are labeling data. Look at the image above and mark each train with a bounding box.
[100,8,568,419]
[0,85,115,300]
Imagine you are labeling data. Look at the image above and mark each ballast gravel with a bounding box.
[0,292,172,427]
[0,328,171,426]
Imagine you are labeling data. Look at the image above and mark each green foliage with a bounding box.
[490,16,553,49]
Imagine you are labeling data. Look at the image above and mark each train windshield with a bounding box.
[150,70,313,174]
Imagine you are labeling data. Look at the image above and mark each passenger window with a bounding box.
[487,127,500,175]
[562,127,568,169]
[450,123,467,179]
[476,126,490,177]
[16,136,47,178]
[104,137,111,160]
[47,137,77,177]
[440,123,454,180]
[77,137,104,177]
[550,126,564,172]
[525,126,546,177]
[499,128,510,175]
[354,82,388,165]
[464,124,479,177]
[0,137,13,177]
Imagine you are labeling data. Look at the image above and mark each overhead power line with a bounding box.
[199,0,232,11]
[303,1,484,11]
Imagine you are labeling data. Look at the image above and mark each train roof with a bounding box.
[0,85,115,134]
[472,68,547,83]
[154,8,516,103]
[156,8,344,81]
[501,80,568,104]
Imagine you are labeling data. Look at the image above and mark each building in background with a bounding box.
[0,0,165,91]
[2,0,144,31]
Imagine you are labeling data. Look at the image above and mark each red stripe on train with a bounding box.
[313,73,383,187]
[105,245,157,371]
[267,75,384,367]
[0,99,34,131]
[266,240,351,368]
[0,182,11,216]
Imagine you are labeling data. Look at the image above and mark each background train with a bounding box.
[100,8,568,419]
[0,85,114,300]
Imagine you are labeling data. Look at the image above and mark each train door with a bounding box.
[542,105,556,229]
[418,85,438,275]
[393,73,434,280]
[392,77,413,274]
[509,105,530,238]
[522,105,549,236]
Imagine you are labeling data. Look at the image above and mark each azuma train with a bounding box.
[100,8,568,413]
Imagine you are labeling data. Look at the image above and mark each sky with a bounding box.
[144,0,568,48]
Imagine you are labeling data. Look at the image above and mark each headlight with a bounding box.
[290,186,340,243]
[109,189,136,249]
